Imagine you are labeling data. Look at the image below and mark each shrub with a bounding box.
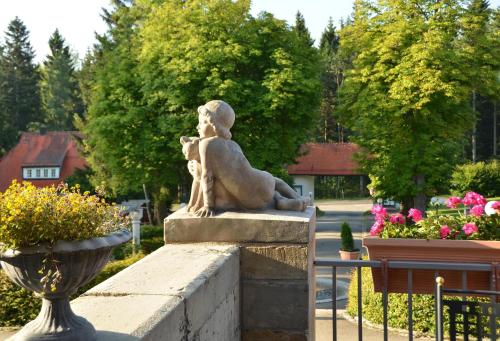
[347,267,489,337]
[347,266,441,337]
[450,160,500,197]
[0,270,41,327]
[340,222,356,251]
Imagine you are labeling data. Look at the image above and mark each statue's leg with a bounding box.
[275,177,301,199]
[274,191,306,211]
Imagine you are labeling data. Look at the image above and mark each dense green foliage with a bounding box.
[450,160,500,197]
[0,270,41,327]
[338,0,499,212]
[39,30,84,130]
[0,17,41,154]
[340,222,356,251]
[82,0,321,219]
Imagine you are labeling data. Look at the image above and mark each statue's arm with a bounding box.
[195,139,215,217]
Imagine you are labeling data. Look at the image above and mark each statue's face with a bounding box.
[197,115,216,138]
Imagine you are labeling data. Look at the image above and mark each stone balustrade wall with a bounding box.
[71,244,240,341]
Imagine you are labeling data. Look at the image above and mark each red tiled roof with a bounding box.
[0,132,87,192]
[287,143,363,176]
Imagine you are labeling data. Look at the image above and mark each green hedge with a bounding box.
[450,160,500,197]
[0,270,41,327]
[347,267,443,337]
[346,267,491,337]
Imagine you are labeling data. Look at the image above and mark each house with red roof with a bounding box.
[0,132,87,192]
[287,143,367,199]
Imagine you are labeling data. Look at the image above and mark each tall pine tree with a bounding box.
[317,18,343,142]
[294,11,314,46]
[0,17,40,153]
[39,29,84,130]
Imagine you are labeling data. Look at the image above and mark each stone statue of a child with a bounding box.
[180,100,309,217]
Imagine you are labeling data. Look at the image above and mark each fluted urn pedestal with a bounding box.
[0,230,131,341]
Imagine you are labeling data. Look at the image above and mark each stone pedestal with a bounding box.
[164,207,316,341]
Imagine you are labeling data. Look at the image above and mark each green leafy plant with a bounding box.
[340,222,358,252]
[0,181,129,290]
[450,160,500,198]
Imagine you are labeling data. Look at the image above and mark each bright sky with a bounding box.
[0,0,499,64]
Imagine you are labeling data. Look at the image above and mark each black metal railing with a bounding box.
[314,259,498,341]
[435,277,499,341]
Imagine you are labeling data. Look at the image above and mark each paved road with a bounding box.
[315,199,373,296]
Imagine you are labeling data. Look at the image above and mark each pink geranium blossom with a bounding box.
[439,225,451,239]
[371,204,387,218]
[446,196,462,208]
[470,205,484,217]
[389,213,405,224]
[462,222,478,236]
[408,208,423,222]
[492,201,500,210]
[462,192,487,206]
[370,220,385,236]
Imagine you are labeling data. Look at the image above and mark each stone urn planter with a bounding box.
[0,229,131,341]
[363,237,500,294]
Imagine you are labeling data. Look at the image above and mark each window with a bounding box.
[293,185,303,196]
[23,167,60,180]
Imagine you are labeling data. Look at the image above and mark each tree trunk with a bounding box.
[472,91,477,162]
[401,174,427,217]
[494,102,497,157]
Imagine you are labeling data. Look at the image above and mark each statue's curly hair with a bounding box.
[198,100,235,140]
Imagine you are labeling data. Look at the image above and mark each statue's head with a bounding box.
[197,100,235,140]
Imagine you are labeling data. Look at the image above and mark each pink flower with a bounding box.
[371,204,387,218]
[389,213,405,224]
[462,222,478,236]
[439,225,451,239]
[370,220,385,236]
[492,201,500,210]
[446,196,462,209]
[462,192,487,206]
[470,205,484,217]
[408,208,423,222]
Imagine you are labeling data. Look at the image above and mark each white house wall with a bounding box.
[291,175,315,201]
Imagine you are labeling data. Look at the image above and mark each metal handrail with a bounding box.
[314,258,498,341]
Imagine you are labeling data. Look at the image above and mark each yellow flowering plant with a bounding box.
[0,181,127,249]
[0,181,129,291]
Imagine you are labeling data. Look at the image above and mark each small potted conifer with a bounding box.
[339,222,360,260]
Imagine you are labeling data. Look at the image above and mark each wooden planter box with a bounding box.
[363,238,500,294]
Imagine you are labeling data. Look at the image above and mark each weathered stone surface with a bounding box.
[85,244,239,298]
[242,280,309,330]
[242,330,307,341]
[240,244,308,280]
[72,295,185,340]
[164,207,314,243]
[196,288,240,341]
[69,244,240,340]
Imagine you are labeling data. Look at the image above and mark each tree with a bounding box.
[294,11,314,46]
[83,0,321,222]
[316,18,348,142]
[460,0,499,161]
[39,29,84,130]
[0,17,40,154]
[339,0,475,213]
